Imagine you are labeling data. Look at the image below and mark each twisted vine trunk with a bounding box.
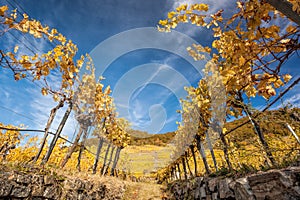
[34,99,64,163]
[102,146,115,176]
[60,125,85,168]
[205,131,218,171]
[219,130,232,171]
[93,137,104,174]
[181,156,188,180]
[170,167,175,181]
[195,134,211,174]
[93,118,106,174]
[101,143,111,175]
[110,147,121,176]
[42,102,72,165]
[233,93,276,166]
[0,142,15,160]
[190,145,198,176]
[244,106,276,166]
[176,163,181,180]
[185,151,193,177]
[76,127,90,171]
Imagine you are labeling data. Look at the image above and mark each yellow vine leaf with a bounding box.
[41,88,48,96]
[0,5,8,16]
[283,74,292,83]
[14,73,20,81]
[13,45,19,53]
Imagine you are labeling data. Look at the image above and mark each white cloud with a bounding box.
[27,81,78,140]
[270,83,300,110]
[111,63,190,133]
[275,93,300,109]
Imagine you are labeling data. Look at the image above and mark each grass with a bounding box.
[123,181,167,200]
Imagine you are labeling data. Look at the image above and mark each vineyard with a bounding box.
[0,0,300,199]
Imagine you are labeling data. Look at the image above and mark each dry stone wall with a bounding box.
[165,167,300,200]
[0,170,125,200]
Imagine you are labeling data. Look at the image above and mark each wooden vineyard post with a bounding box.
[205,131,218,171]
[60,126,84,168]
[185,151,193,178]
[170,167,175,180]
[219,129,232,171]
[176,163,181,180]
[76,127,90,171]
[101,143,111,175]
[60,113,93,168]
[103,146,115,175]
[93,118,106,174]
[181,156,188,180]
[42,102,72,165]
[93,137,105,174]
[243,104,276,166]
[34,99,64,163]
[286,123,300,145]
[190,145,198,176]
[110,147,121,176]
[195,134,211,174]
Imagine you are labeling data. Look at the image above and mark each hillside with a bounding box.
[130,131,176,146]
[125,107,300,177]
[224,107,300,143]
[128,107,300,147]
[82,107,300,178]
[86,107,300,149]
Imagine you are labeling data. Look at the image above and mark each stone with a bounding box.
[78,191,90,200]
[7,173,16,181]
[292,186,300,195]
[32,175,45,197]
[195,177,204,185]
[194,186,201,199]
[16,174,32,184]
[0,180,13,197]
[206,194,212,200]
[11,185,31,198]
[251,179,284,200]
[44,175,55,185]
[208,178,218,192]
[194,178,203,199]
[249,171,300,200]
[32,185,44,197]
[63,189,78,200]
[247,171,281,187]
[234,177,255,200]
[83,180,93,191]
[200,185,206,199]
[218,178,234,199]
[64,178,85,190]
[43,185,61,199]
[194,189,200,199]
[211,192,218,200]
[32,175,44,185]
[32,197,45,200]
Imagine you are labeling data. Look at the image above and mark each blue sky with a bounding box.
[0,0,299,138]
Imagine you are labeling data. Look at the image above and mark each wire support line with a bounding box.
[4,0,58,49]
[224,76,300,137]
[0,105,45,126]
[0,126,109,160]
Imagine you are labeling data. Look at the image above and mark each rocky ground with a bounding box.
[1,165,300,199]
[0,164,167,200]
[164,166,300,200]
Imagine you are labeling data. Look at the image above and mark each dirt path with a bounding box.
[123,181,168,200]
